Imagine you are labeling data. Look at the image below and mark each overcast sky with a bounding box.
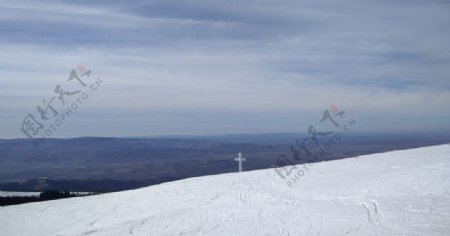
[1,0,449,138]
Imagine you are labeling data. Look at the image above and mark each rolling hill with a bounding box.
[1,144,449,235]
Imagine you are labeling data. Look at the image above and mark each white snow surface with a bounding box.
[0,191,40,197]
[1,144,450,236]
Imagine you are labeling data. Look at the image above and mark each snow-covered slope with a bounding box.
[0,191,40,197]
[1,145,450,236]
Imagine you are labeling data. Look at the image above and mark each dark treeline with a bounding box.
[0,190,97,207]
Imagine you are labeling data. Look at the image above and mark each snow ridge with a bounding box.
[1,144,449,236]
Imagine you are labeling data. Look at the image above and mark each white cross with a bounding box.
[234,152,246,172]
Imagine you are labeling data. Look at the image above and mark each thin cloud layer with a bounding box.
[1,0,449,138]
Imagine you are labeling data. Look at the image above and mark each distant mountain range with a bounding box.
[1,133,449,192]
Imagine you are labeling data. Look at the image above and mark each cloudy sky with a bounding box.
[1,0,449,138]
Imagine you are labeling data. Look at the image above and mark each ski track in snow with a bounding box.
[1,144,450,235]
